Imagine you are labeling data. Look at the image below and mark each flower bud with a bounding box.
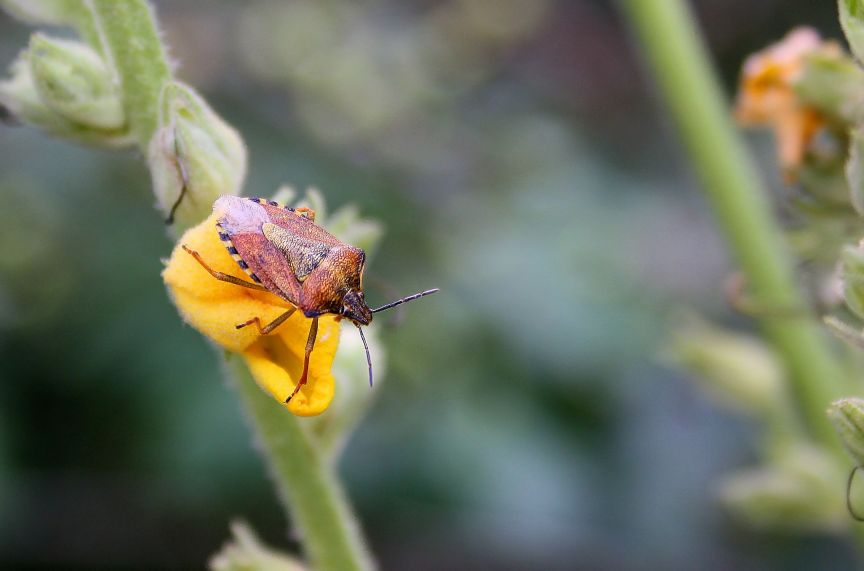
[827,397,864,466]
[0,58,52,125]
[666,317,784,416]
[301,187,384,255]
[795,43,864,123]
[0,50,132,147]
[28,34,124,130]
[792,125,851,210]
[717,444,846,532]
[847,125,864,216]
[149,81,247,230]
[840,0,864,64]
[210,521,307,571]
[326,204,384,255]
[841,241,864,318]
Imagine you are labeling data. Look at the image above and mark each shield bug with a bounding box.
[182,195,438,402]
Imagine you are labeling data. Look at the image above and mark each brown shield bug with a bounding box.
[182,195,438,402]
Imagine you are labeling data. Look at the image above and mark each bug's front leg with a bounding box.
[182,245,269,291]
[286,317,319,402]
[236,307,297,335]
[294,206,316,222]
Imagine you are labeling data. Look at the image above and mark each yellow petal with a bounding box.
[163,210,341,416]
[243,316,340,416]
[163,212,292,352]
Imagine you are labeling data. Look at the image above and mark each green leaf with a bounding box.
[28,33,124,129]
[828,397,864,466]
[149,81,247,230]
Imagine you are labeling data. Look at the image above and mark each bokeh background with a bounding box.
[0,1,857,569]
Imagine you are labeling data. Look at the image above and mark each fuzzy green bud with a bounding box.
[0,49,132,147]
[717,444,846,532]
[841,241,864,317]
[149,81,247,230]
[28,34,124,130]
[848,125,864,215]
[666,317,784,416]
[796,45,864,123]
[840,0,864,64]
[0,58,52,125]
[827,397,864,465]
[326,204,384,255]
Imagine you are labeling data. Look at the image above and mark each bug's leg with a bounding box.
[236,307,297,334]
[286,317,319,402]
[182,245,269,291]
[294,207,316,222]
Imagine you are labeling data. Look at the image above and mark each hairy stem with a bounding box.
[80,2,376,567]
[618,0,847,444]
[227,356,376,571]
[86,0,171,149]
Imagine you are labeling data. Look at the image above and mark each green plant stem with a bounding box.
[79,3,376,567]
[86,0,171,149]
[618,0,847,445]
[226,356,376,571]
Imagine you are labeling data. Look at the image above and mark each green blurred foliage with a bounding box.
[0,1,858,570]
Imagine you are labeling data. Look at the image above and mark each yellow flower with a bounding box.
[735,27,828,180]
[163,212,340,416]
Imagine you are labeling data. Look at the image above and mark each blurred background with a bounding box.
[0,1,858,569]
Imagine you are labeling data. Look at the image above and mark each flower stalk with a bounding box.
[86,0,172,149]
[618,0,848,446]
[227,356,375,571]
[0,0,379,567]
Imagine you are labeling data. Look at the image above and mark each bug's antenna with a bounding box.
[371,288,440,314]
[355,322,374,387]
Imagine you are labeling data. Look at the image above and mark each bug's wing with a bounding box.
[215,197,304,305]
[260,203,343,248]
[225,231,304,306]
[261,222,332,282]
[249,199,341,282]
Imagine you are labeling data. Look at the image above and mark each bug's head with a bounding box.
[341,289,372,326]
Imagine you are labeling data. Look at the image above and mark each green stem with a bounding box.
[79,4,375,566]
[617,0,847,445]
[68,8,101,50]
[86,0,171,149]
[226,356,376,571]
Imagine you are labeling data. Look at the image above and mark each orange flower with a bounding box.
[735,27,829,180]
[163,211,340,416]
